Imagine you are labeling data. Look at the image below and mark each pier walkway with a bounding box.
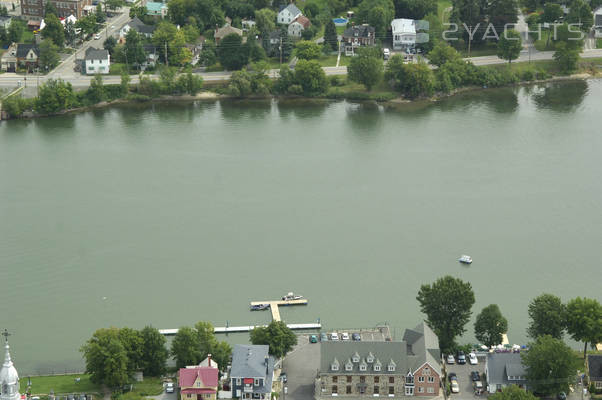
[250,299,308,322]
[159,322,320,336]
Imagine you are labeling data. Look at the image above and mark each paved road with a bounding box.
[282,335,320,400]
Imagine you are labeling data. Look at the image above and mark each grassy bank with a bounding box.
[129,377,163,396]
[27,374,101,395]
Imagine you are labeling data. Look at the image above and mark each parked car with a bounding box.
[471,371,481,381]
[557,392,567,400]
[352,333,361,341]
[457,351,466,364]
[330,332,339,340]
[448,373,457,382]
[280,372,287,383]
[446,354,455,364]
[469,352,478,365]
[320,332,328,341]
[165,383,174,393]
[473,381,483,395]
[341,332,350,341]
[309,334,318,343]
[451,380,460,394]
[94,34,100,40]
[383,48,390,60]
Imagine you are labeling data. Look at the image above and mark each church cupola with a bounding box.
[0,329,20,400]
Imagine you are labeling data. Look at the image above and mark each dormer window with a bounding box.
[359,361,367,372]
[423,367,430,375]
[387,360,396,372]
[332,358,340,371]
[352,352,360,363]
[374,365,381,372]
[367,352,374,363]
[345,360,353,371]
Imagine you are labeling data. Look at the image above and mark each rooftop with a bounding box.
[391,18,415,34]
[85,47,109,60]
[588,354,602,380]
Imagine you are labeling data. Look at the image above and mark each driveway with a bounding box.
[446,355,486,400]
[148,383,177,400]
[282,335,320,400]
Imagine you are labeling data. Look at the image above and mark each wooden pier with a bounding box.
[250,299,308,322]
[159,322,320,336]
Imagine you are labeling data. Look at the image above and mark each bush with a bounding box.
[288,84,303,95]
[126,93,152,102]
[1,95,35,118]
[329,75,346,86]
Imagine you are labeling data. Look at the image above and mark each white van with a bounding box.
[383,48,390,60]
[330,332,339,340]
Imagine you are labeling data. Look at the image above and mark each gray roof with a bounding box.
[320,341,408,375]
[16,44,39,58]
[0,16,12,24]
[231,345,275,393]
[342,25,375,39]
[595,14,602,27]
[127,17,156,34]
[486,353,527,387]
[85,47,109,60]
[588,355,602,380]
[281,3,301,16]
[403,322,441,371]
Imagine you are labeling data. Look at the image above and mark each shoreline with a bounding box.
[2,73,600,121]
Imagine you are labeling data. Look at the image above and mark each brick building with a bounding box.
[20,0,92,21]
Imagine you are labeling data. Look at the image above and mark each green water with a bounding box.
[1,80,601,375]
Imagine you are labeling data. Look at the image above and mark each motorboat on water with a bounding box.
[458,255,473,264]
[250,304,270,311]
[282,292,304,301]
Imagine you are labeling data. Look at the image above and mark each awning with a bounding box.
[243,378,254,384]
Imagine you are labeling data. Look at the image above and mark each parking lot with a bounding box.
[446,353,486,400]
[282,335,321,400]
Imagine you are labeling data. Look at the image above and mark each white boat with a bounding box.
[458,255,472,264]
[282,292,304,301]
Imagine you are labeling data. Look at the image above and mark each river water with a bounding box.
[1,80,601,375]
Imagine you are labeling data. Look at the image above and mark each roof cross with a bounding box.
[2,329,11,343]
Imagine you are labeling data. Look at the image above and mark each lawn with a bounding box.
[27,374,101,395]
[533,30,554,51]
[21,30,35,44]
[459,42,499,57]
[129,377,163,396]
[597,39,602,49]
[438,0,453,23]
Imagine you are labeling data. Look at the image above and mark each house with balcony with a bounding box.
[316,322,441,398]
[342,24,375,56]
[230,345,275,399]
[178,358,219,400]
[391,18,416,51]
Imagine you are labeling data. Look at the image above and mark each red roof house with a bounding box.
[178,365,219,400]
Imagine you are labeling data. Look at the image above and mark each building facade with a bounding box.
[316,323,441,398]
[84,47,110,74]
[391,18,416,51]
[277,3,301,25]
[485,352,528,394]
[587,354,602,391]
[230,345,275,400]
[178,359,218,400]
[342,25,375,56]
[20,0,92,20]
[288,15,310,38]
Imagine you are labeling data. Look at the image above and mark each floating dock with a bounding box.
[159,322,320,336]
[250,299,308,322]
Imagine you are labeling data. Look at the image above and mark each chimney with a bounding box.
[207,353,212,367]
[265,356,269,376]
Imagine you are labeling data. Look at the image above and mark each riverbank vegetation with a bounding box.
[27,374,101,395]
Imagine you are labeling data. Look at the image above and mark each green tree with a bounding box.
[42,13,65,47]
[96,3,106,22]
[255,8,276,37]
[565,297,602,359]
[324,20,338,52]
[244,35,267,62]
[76,14,97,37]
[124,29,146,67]
[39,38,61,71]
[394,0,437,20]
[8,19,25,43]
[120,70,131,96]
[194,321,219,357]
[199,41,217,66]
[489,385,539,400]
[211,340,233,372]
[44,1,57,16]
[428,41,461,66]
[103,36,118,55]
[368,6,389,38]
[250,321,297,359]
[64,20,77,46]
[293,59,329,96]
[176,72,204,95]
[140,326,168,376]
[117,328,143,374]
[171,326,202,368]
[295,40,322,60]
[129,5,148,19]
[522,335,576,396]
[386,57,435,98]
[474,304,508,347]
[488,0,518,28]
[228,70,253,96]
[182,24,200,43]
[357,0,395,29]
[553,42,580,74]
[542,3,563,24]
[347,46,383,90]
[415,275,475,352]
[497,29,522,63]
[566,0,593,31]
[218,33,248,70]
[527,294,565,339]
[0,5,7,16]
[86,74,106,104]
[105,0,124,11]
[80,328,129,388]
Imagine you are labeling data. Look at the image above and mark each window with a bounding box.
[359,364,367,371]
[332,386,337,394]
[360,377,366,383]
[345,363,353,371]
[389,377,394,384]
[428,377,435,383]
[596,382,602,389]
[388,387,394,395]
[197,381,201,387]
[332,364,339,371]
[346,386,352,394]
[418,387,424,393]
[346,376,352,383]
[254,379,259,386]
[332,377,338,383]
[187,395,191,398]
[418,377,425,383]
[374,377,379,383]
[427,387,434,394]
[423,367,430,375]
[387,365,395,372]
[406,376,414,384]
[374,365,381,372]
[373,386,379,394]
[236,378,241,385]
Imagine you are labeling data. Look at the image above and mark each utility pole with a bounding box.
[165,42,168,67]
[467,25,472,58]
[279,36,282,66]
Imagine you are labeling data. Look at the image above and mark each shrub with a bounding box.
[329,75,346,86]
[288,84,303,95]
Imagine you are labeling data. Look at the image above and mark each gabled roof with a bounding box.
[16,44,39,58]
[178,366,218,388]
[231,345,275,394]
[404,322,441,372]
[126,17,156,34]
[85,47,109,60]
[588,355,602,380]
[342,25,375,39]
[486,353,527,386]
[215,24,242,39]
[320,341,408,374]
[292,15,311,28]
[280,3,301,17]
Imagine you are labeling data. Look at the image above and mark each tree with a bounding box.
[105,0,124,11]
[527,294,565,339]
[0,5,7,16]
[228,70,253,97]
[171,326,202,368]
[244,35,267,62]
[39,39,61,71]
[542,3,563,24]
[250,321,297,358]
[522,335,576,396]
[8,19,25,43]
[324,20,338,52]
[182,24,200,43]
[129,5,148,19]
[140,326,168,376]
[386,57,435,98]
[211,340,232,372]
[394,0,438,20]
[44,1,58,17]
[218,33,248,70]
[120,70,131,96]
[489,385,539,400]
[496,29,522,64]
[415,275,475,352]
[117,327,143,374]
[175,72,204,95]
[565,297,602,359]
[96,3,106,23]
[474,304,508,347]
[347,46,383,90]
[293,59,329,96]
[86,74,106,104]
[75,14,97,37]
[553,42,581,74]
[64,20,77,46]
[566,0,593,31]
[199,41,217,66]
[104,36,117,55]
[488,0,518,28]
[80,328,129,388]
[428,41,461,66]
[295,40,322,60]
[255,8,276,37]
[124,29,146,67]
[42,13,65,47]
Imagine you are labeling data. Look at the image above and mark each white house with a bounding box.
[391,18,416,51]
[0,16,12,30]
[288,15,311,38]
[277,3,301,25]
[120,17,156,38]
[594,7,602,38]
[85,47,110,75]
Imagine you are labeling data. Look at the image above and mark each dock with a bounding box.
[250,299,308,322]
[159,322,320,336]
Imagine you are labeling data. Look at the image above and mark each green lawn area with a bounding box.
[438,0,452,23]
[27,374,101,395]
[129,377,163,396]
[459,42,499,57]
[21,30,35,44]
[483,56,602,76]
[597,39,602,49]
[533,30,554,51]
